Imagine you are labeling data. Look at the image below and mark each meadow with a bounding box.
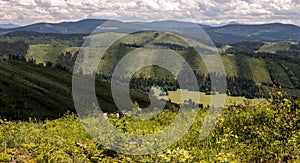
[167,89,267,107]
[27,44,79,65]
[0,88,299,162]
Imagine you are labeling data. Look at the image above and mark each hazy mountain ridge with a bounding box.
[1,20,300,44]
[0,23,20,29]
[0,19,106,34]
[206,23,300,44]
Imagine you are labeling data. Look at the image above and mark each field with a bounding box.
[167,89,267,107]
[258,41,299,53]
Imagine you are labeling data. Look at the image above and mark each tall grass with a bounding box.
[0,88,299,162]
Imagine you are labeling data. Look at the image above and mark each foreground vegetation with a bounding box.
[0,89,299,162]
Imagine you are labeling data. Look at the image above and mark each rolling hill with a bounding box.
[0,31,86,46]
[0,19,106,34]
[205,23,300,44]
[1,30,299,98]
[258,40,300,54]
[0,21,300,121]
[11,31,298,98]
[226,40,300,57]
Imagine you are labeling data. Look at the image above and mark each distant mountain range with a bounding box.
[0,19,106,34]
[0,23,20,29]
[0,19,300,44]
[205,23,300,44]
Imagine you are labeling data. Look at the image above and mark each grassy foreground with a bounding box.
[0,90,299,162]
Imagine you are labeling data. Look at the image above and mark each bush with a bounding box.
[0,88,299,162]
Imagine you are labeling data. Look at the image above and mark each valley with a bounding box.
[0,19,299,162]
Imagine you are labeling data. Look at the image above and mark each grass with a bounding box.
[27,44,79,65]
[267,59,294,88]
[221,54,238,77]
[0,90,299,162]
[258,40,299,53]
[167,89,267,107]
[94,31,216,78]
[235,55,253,80]
[246,57,272,85]
[23,33,300,97]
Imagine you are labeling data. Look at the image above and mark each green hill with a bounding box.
[2,31,298,98]
[0,61,154,120]
[0,19,106,34]
[1,31,300,99]
[0,31,86,46]
[94,32,300,97]
[0,40,29,61]
[206,23,300,44]
[0,61,74,120]
[258,40,300,53]
[26,44,79,65]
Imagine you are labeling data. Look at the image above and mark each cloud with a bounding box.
[0,0,299,25]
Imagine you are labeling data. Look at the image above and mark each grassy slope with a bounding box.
[96,32,209,79]
[22,32,300,97]
[0,96,299,162]
[258,41,299,53]
[0,61,74,120]
[246,57,272,85]
[95,32,275,86]
[0,61,152,120]
[221,54,238,77]
[267,59,294,88]
[27,44,79,65]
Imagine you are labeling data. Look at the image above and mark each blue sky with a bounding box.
[1,0,299,25]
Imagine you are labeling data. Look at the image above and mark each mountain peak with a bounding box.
[228,21,240,25]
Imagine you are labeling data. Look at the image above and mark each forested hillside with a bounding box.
[0,31,300,99]
[0,61,156,120]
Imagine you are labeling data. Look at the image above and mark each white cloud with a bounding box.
[13,0,37,6]
[0,0,299,25]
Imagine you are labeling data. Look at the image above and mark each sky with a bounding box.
[0,0,300,26]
